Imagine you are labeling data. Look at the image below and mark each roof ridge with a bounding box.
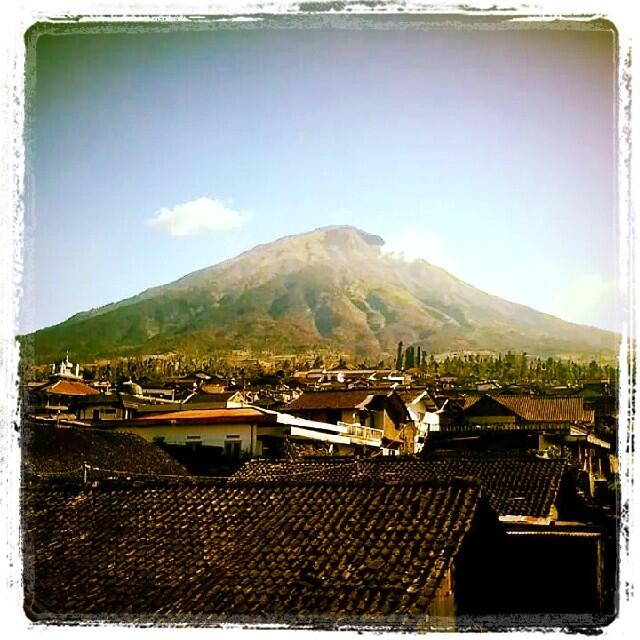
[24,475,483,492]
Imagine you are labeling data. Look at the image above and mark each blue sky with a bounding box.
[21,20,618,334]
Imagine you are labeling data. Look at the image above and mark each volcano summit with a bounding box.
[24,226,617,362]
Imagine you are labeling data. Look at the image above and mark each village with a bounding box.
[21,348,619,629]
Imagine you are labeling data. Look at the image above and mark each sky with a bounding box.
[20,18,619,335]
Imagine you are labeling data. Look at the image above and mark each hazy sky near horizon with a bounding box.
[21,19,619,335]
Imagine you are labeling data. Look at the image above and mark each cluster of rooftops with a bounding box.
[20,358,618,629]
[22,421,615,629]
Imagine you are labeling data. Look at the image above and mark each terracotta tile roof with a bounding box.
[287,390,376,411]
[134,408,271,424]
[23,476,485,625]
[231,454,565,518]
[22,422,188,480]
[461,395,594,423]
[39,380,100,397]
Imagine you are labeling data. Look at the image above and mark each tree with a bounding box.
[404,346,415,369]
[395,341,404,371]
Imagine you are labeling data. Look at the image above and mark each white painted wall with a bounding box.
[117,422,259,454]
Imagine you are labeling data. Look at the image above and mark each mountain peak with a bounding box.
[309,225,385,248]
[27,226,617,363]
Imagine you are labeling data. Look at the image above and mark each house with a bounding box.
[116,380,183,418]
[182,390,245,409]
[117,406,385,461]
[398,389,441,453]
[429,395,612,499]
[22,474,506,628]
[286,389,411,453]
[71,393,125,422]
[139,387,176,401]
[26,378,101,417]
[475,380,501,392]
[119,407,269,457]
[163,370,213,399]
[439,374,459,389]
[231,454,610,617]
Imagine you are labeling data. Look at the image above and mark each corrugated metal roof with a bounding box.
[463,395,594,423]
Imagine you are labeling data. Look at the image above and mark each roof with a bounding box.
[23,476,485,625]
[38,379,100,397]
[398,390,438,411]
[231,454,565,518]
[184,392,237,405]
[134,407,272,425]
[398,390,426,404]
[287,390,374,411]
[495,396,594,423]
[461,395,594,423]
[119,393,181,412]
[21,422,189,480]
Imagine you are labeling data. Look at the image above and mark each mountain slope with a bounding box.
[24,226,618,362]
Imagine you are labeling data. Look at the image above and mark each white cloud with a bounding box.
[382,228,460,275]
[546,273,620,330]
[148,197,248,237]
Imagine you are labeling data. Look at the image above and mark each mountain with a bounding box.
[23,226,618,363]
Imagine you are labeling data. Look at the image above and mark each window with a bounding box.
[224,440,242,457]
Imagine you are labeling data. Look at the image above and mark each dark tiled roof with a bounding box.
[23,477,483,626]
[287,390,376,411]
[460,395,482,410]
[21,422,188,480]
[231,455,565,518]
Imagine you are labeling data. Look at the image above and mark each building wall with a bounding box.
[425,567,456,630]
[118,422,259,456]
[503,533,604,614]
[422,411,440,427]
[340,409,359,424]
[371,409,401,442]
[77,405,124,421]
